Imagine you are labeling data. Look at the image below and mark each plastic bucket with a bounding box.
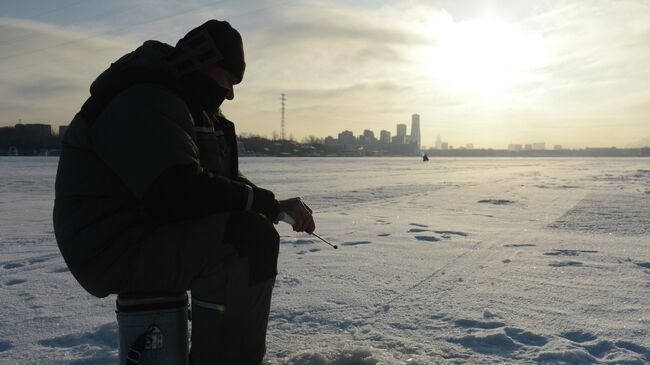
[116,293,189,365]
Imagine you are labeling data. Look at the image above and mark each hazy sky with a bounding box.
[1,0,648,148]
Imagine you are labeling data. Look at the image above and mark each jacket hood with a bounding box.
[89,40,176,96]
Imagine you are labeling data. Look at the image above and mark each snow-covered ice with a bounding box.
[1,157,648,364]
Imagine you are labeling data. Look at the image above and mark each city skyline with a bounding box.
[1,121,648,157]
[0,1,649,148]
[2,118,646,151]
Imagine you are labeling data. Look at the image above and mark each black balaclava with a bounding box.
[167,20,245,113]
[179,71,229,114]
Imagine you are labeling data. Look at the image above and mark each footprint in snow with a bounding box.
[409,226,468,243]
[503,243,536,248]
[544,249,598,257]
[560,330,597,343]
[478,199,514,205]
[5,278,26,286]
[430,313,447,320]
[297,249,322,255]
[2,255,54,270]
[340,241,372,246]
[377,233,391,237]
[534,349,597,364]
[295,239,315,245]
[0,340,13,352]
[433,230,469,237]
[282,238,315,245]
[504,327,549,346]
[582,340,616,358]
[614,340,649,356]
[558,331,649,360]
[635,262,650,269]
[548,261,583,267]
[414,235,441,242]
[448,333,521,355]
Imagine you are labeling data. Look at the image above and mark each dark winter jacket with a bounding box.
[53,41,278,294]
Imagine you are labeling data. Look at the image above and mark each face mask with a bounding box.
[179,71,229,113]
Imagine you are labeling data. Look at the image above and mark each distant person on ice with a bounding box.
[53,19,315,364]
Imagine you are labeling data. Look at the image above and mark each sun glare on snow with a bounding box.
[423,17,548,103]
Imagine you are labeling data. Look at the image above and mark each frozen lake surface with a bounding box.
[1,157,649,364]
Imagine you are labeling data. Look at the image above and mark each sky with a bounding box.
[0,0,648,149]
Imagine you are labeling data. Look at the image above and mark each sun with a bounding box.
[420,17,547,102]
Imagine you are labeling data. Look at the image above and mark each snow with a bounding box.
[1,156,649,364]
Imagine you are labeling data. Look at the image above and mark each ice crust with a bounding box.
[1,157,649,364]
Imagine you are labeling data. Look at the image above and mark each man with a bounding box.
[53,19,315,364]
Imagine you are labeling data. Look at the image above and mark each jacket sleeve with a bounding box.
[141,164,280,222]
[236,172,257,188]
[89,84,279,220]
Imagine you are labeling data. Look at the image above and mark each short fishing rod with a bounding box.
[278,212,338,249]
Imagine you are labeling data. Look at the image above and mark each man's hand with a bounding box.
[277,198,315,233]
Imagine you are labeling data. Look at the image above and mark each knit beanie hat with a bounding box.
[168,20,246,83]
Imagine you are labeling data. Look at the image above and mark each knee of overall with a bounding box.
[224,211,280,284]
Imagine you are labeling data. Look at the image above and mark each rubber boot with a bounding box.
[190,277,275,365]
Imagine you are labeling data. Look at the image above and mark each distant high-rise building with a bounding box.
[465,143,474,150]
[440,142,449,150]
[380,130,391,144]
[435,135,442,149]
[508,144,523,151]
[338,130,355,144]
[410,114,421,149]
[554,145,562,150]
[396,123,407,138]
[58,125,68,138]
[363,129,375,142]
[524,144,533,151]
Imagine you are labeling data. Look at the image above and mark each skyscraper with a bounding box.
[363,129,375,141]
[410,114,421,149]
[380,130,391,144]
[396,123,407,137]
[338,130,355,144]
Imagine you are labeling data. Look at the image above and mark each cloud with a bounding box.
[0,1,648,148]
[523,0,650,108]
[426,0,650,147]
[0,16,138,124]
[244,3,432,83]
[223,2,449,138]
